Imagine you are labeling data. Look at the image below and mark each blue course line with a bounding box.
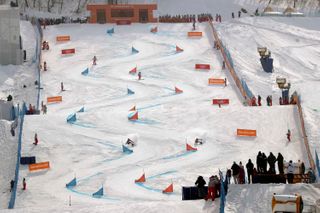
[67,187,120,201]
[148,171,177,179]
[129,119,159,125]
[77,172,104,182]
[162,151,194,160]
[72,122,96,128]
[137,103,162,111]
[96,141,121,150]
[135,182,162,192]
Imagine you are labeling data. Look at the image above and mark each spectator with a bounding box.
[22,178,26,190]
[231,162,240,184]
[267,152,277,174]
[195,176,206,199]
[239,161,245,184]
[286,160,294,184]
[276,153,284,174]
[205,175,216,201]
[246,159,254,183]
[10,180,14,192]
[300,161,305,174]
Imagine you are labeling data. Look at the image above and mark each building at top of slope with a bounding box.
[87,2,157,24]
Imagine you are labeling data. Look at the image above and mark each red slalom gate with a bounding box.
[212,99,229,105]
[61,48,75,55]
[195,64,210,70]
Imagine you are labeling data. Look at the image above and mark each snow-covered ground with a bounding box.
[2,18,316,212]
[216,16,320,158]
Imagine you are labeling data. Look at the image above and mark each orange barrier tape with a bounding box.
[195,64,210,70]
[29,161,50,171]
[188,32,202,37]
[237,129,257,137]
[56,35,70,42]
[47,96,62,103]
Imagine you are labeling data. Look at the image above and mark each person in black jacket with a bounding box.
[231,162,240,184]
[276,153,284,174]
[267,152,277,174]
[256,151,262,173]
[246,159,254,183]
[195,176,206,199]
[10,180,14,192]
[262,153,268,173]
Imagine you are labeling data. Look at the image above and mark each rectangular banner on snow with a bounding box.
[47,96,62,103]
[212,99,229,105]
[208,78,225,85]
[61,49,75,54]
[188,32,202,37]
[56,35,70,42]
[237,129,257,137]
[29,161,50,171]
[195,64,210,70]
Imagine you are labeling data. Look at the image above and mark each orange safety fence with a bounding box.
[29,161,50,171]
[209,78,225,85]
[188,32,202,37]
[296,98,315,171]
[237,129,257,137]
[47,96,62,103]
[56,35,70,42]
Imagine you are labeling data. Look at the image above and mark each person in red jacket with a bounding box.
[287,129,291,142]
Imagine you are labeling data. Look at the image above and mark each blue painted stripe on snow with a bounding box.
[162,151,194,160]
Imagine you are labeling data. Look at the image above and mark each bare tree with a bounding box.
[33,0,36,8]
[47,0,51,12]
[24,0,29,7]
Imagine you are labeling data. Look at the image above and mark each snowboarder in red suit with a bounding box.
[287,129,291,142]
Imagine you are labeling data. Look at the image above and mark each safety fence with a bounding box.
[208,21,254,105]
[296,96,316,174]
[8,103,26,209]
[34,19,43,111]
[316,151,320,178]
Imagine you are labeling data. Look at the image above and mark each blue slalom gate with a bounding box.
[67,113,77,123]
[81,68,89,76]
[122,145,133,154]
[107,28,114,35]
[127,88,135,95]
[66,178,77,188]
[132,47,139,54]
[92,186,104,198]
[78,107,85,113]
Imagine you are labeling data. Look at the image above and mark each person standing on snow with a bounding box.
[258,95,262,106]
[33,133,38,145]
[195,176,206,199]
[286,160,294,184]
[205,176,216,201]
[267,152,277,174]
[138,72,142,80]
[246,159,254,183]
[231,162,240,184]
[92,56,97,65]
[61,82,64,92]
[232,12,235,19]
[239,161,245,184]
[276,153,284,174]
[257,151,262,173]
[238,11,241,18]
[22,178,26,190]
[10,180,14,192]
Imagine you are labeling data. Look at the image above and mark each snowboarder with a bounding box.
[126,138,135,147]
[92,56,97,65]
[246,159,254,184]
[195,176,206,199]
[286,129,291,142]
[33,133,38,145]
[194,138,203,145]
[61,82,64,91]
[22,178,26,190]
[222,61,226,70]
[10,180,14,192]
[224,78,227,87]
[43,61,47,71]
[258,95,262,106]
[138,72,142,80]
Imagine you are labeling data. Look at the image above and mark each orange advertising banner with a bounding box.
[29,161,50,171]
[47,96,62,103]
[237,129,257,137]
[208,78,225,85]
[56,35,70,42]
[188,32,203,37]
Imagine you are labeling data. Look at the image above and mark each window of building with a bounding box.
[111,9,134,18]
